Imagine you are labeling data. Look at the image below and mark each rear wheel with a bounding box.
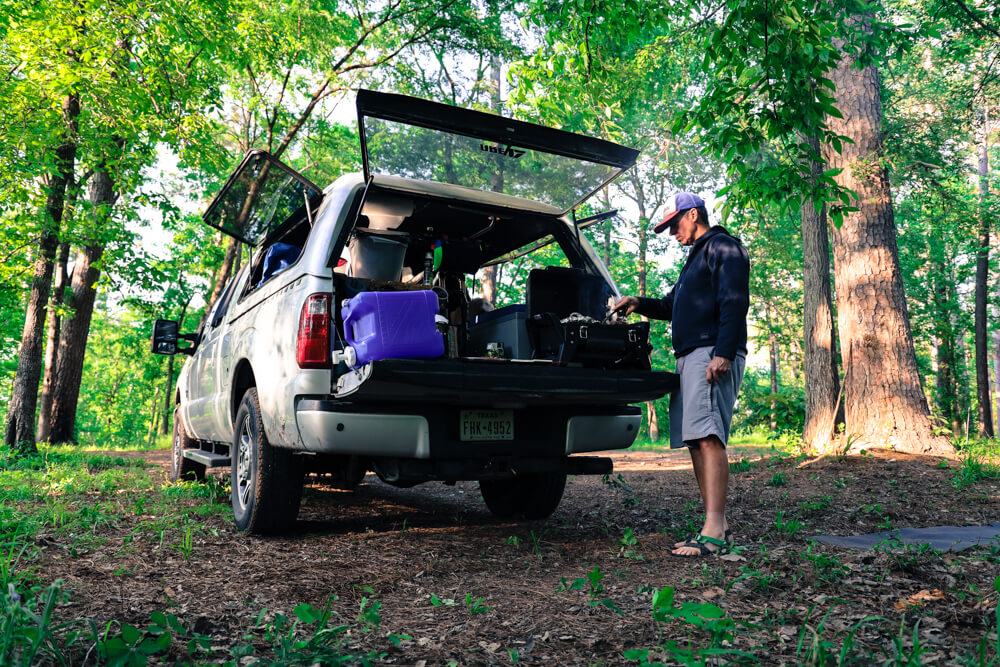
[170,409,206,482]
[479,471,567,520]
[231,388,304,534]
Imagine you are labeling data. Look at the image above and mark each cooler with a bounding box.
[342,290,444,367]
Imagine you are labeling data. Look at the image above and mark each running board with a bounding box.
[183,450,231,468]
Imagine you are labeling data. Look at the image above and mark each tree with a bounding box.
[974,104,994,437]
[801,134,842,449]
[48,164,116,443]
[822,15,953,456]
[3,93,79,452]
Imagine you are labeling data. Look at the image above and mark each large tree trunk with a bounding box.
[47,168,114,443]
[823,25,953,457]
[36,240,71,442]
[974,107,994,437]
[4,94,79,453]
[801,134,842,451]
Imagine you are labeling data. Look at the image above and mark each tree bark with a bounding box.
[801,134,842,451]
[974,107,994,437]
[765,300,779,436]
[47,167,114,443]
[4,93,79,453]
[36,240,71,442]
[823,24,953,456]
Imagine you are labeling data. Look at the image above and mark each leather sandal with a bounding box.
[670,533,730,558]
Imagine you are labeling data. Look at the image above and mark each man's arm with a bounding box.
[614,289,674,321]
[613,293,674,320]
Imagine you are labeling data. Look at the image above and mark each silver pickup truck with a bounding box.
[151,90,677,534]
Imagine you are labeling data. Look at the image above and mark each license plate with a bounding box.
[460,409,514,441]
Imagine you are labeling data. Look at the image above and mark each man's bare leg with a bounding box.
[674,445,707,547]
[672,435,729,556]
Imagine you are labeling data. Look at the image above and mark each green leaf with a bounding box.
[651,586,675,610]
[293,603,317,624]
[121,624,141,645]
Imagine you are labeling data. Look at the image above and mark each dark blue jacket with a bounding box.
[636,226,749,360]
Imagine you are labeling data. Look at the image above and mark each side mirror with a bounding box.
[151,319,194,356]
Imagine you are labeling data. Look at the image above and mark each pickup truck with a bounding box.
[151,90,677,534]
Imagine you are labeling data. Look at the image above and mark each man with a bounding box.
[615,192,749,558]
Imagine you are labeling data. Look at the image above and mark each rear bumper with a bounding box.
[295,400,642,459]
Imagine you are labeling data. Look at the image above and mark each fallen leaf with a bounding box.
[719,553,745,562]
[701,587,725,600]
[894,589,945,611]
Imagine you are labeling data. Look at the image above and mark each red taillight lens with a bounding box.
[296,293,331,368]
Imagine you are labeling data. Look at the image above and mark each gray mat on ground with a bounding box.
[814,523,1000,552]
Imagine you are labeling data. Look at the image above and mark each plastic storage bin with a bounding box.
[342,290,444,367]
[469,304,531,359]
[348,228,409,281]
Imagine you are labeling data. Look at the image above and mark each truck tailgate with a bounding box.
[334,358,677,406]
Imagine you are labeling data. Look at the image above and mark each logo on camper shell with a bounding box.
[481,143,525,158]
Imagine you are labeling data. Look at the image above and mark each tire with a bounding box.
[170,408,206,482]
[231,388,304,534]
[479,471,567,520]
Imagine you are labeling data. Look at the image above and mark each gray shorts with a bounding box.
[669,346,746,449]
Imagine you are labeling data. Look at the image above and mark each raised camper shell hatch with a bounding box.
[356,89,640,215]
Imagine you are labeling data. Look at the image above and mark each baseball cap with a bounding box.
[653,192,705,234]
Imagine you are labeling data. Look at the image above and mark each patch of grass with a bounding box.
[729,457,756,473]
[774,511,804,537]
[803,543,850,584]
[625,586,757,664]
[766,471,788,487]
[798,495,832,515]
[465,593,492,616]
[874,540,943,573]
[952,452,1000,489]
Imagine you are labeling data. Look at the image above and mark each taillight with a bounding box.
[296,293,331,368]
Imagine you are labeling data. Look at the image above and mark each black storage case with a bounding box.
[524,267,652,369]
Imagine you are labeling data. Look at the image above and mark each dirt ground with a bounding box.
[41,447,1000,664]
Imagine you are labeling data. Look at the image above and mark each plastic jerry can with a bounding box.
[341,290,444,367]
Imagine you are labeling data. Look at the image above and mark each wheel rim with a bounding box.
[236,415,254,511]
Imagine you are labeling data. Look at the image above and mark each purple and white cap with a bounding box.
[653,192,705,234]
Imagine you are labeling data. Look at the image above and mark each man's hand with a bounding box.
[706,356,731,384]
[613,296,640,316]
